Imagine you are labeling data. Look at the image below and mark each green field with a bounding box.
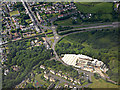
[9,10,20,16]
[75,2,113,13]
[25,19,32,24]
[55,28,119,84]
[47,34,54,37]
[46,29,53,34]
[88,76,118,88]
[35,74,50,87]
[55,18,73,26]
[51,39,54,43]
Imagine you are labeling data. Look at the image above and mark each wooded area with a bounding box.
[3,38,53,88]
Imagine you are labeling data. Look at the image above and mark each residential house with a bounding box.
[50,70,55,74]
[63,75,68,80]
[58,14,63,18]
[34,40,38,43]
[69,85,73,88]
[4,69,9,75]
[68,77,74,82]
[41,7,45,10]
[35,43,40,46]
[64,83,69,88]
[31,41,35,46]
[50,77,56,82]
[44,70,49,74]
[12,65,19,71]
[31,72,35,77]
[56,72,62,77]
[47,7,51,11]
[44,74,49,80]
[48,83,55,89]
[74,79,78,84]
[40,65,45,70]
[26,78,31,83]
[77,80,81,84]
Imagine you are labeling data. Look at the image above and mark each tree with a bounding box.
[31,7,35,11]
[72,20,77,24]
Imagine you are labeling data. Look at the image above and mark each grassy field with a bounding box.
[46,29,53,33]
[9,10,20,16]
[75,2,113,14]
[88,76,119,88]
[25,19,32,24]
[47,34,54,37]
[55,18,73,26]
[51,39,54,43]
[35,74,50,87]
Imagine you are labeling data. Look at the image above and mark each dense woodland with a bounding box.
[2,38,53,88]
[55,28,120,83]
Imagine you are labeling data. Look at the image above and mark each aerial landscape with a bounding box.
[0,0,120,89]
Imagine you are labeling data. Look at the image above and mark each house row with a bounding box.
[31,40,42,46]
[64,83,74,88]
[44,74,56,82]
[40,65,82,84]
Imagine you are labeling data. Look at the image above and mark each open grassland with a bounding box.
[75,2,113,13]
[55,18,73,26]
[35,74,50,87]
[9,10,20,16]
[88,76,119,88]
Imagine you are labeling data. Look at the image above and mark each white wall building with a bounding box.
[62,54,108,73]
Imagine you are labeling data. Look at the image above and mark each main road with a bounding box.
[58,22,119,34]
[21,0,52,33]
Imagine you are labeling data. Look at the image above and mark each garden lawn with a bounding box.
[46,29,53,33]
[10,10,20,16]
[25,19,32,24]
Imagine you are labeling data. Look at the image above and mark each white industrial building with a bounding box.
[62,54,108,73]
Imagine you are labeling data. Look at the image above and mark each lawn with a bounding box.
[35,74,50,87]
[47,34,54,37]
[46,29,53,34]
[51,39,54,43]
[75,2,112,14]
[88,76,119,88]
[55,18,73,26]
[25,19,32,24]
[58,82,66,87]
[9,10,20,16]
